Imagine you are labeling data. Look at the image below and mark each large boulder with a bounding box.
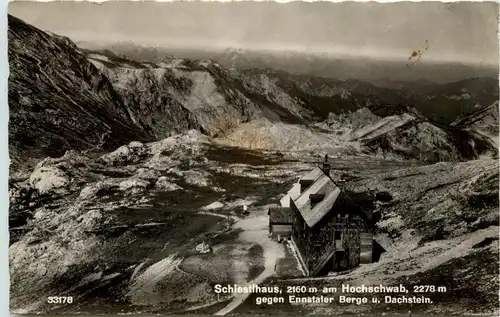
[99,141,150,166]
[155,176,182,191]
[98,145,131,165]
[77,210,103,232]
[119,179,150,193]
[29,166,70,194]
[78,181,116,200]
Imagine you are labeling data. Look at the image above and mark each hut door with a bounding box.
[334,251,347,271]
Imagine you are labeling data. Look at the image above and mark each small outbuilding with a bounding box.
[268,207,293,241]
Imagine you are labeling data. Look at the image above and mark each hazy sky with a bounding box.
[8,1,500,66]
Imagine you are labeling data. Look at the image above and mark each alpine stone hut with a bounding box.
[268,155,381,276]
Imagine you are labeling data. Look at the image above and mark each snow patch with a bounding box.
[77,271,103,288]
[350,113,416,141]
[87,53,111,62]
[202,201,224,211]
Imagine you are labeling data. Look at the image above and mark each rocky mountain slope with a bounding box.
[86,51,309,139]
[8,14,312,170]
[233,68,499,125]
[82,48,500,162]
[451,101,499,150]
[219,104,497,164]
[340,106,497,163]
[8,15,153,169]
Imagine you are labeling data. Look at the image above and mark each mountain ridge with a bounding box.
[8,14,499,170]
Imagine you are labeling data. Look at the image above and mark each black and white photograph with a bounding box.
[6,1,500,316]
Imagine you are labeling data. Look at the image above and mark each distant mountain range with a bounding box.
[78,41,499,85]
[8,15,499,169]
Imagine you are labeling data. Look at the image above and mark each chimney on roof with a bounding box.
[309,193,325,207]
[321,154,331,176]
[299,179,314,193]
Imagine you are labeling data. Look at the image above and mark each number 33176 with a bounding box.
[47,296,73,304]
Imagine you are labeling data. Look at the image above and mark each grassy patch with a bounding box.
[247,244,265,281]
[212,171,287,206]
[205,144,286,166]
[179,246,236,284]
[248,244,264,258]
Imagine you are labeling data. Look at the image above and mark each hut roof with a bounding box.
[292,167,375,228]
[280,167,324,207]
[269,207,293,224]
[293,174,342,227]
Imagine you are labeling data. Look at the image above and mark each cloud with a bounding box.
[8,1,499,65]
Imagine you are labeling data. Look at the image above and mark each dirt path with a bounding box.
[474,129,499,150]
[198,211,240,222]
[214,209,285,316]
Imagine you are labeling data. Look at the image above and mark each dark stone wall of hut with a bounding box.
[308,213,365,274]
[290,194,372,276]
[308,215,338,275]
[341,214,363,269]
[290,200,310,267]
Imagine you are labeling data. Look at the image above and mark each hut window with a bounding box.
[335,231,342,240]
